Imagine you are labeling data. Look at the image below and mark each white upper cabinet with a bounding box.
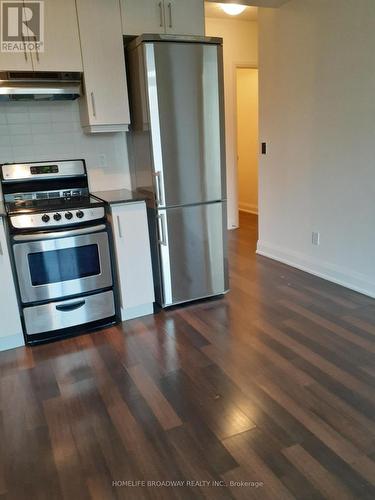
[0,0,82,72]
[0,0,34,71]
[76,0,130,133]
[164,0,205,36]
[121,0,205,37]
[121,0,165,36]
[33,0,82,71]
[0,51,33,72]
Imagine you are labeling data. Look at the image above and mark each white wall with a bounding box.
[205,17,258,228]
[0,100,131,191]
[258,0,375,297]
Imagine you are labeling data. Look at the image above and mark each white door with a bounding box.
[76,0,130,131]
[32,0,82,71]
[0,219,23,343]
[164,0,205,36]
[112,202,154,317]
[121,0,165,36]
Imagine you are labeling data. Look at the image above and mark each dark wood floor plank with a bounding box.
[306,382,375,437]
[278,299,375,353]
[257,376,375,487]
[166,425,235,499]
[0,412,6,497]
[301,435,375,499]
[222,431,296,500]
[282,444,355,500]
[201,345,317,446]
[254,318,375,403]
[342,315,375,338]
[301,284,358,310]
[127,364,183,431]
[262,365,375,454]
[43,396,91,500]
[283,317,375,372]
[199,364,300,449]
[160,366,256,441]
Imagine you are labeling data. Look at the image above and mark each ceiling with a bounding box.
[205,2,258,21]
[205,0,289,7]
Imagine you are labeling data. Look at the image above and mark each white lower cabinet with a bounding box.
[0,219,24,351]
[111,202,155,320]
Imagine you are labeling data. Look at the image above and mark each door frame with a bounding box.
[232,62,258,227]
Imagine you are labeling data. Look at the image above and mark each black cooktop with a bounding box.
[6,195,104,215]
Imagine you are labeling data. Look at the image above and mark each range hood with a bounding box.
[0,72,82,101]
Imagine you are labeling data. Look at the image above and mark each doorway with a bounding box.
[236,67,259,221]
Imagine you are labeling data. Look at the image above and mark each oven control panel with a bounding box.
[10,207,106,230]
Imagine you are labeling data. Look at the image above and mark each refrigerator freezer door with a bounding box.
[145,41,225,207]
[156,202,228,306]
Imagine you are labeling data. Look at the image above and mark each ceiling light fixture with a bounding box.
[220,3,247,16]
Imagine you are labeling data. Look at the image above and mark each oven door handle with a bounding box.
[56,300,86,312]
[13,224,106,242]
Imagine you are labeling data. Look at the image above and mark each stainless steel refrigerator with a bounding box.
[126,34,229,307]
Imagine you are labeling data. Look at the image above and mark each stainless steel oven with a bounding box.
[1,159,117,343]
[13,224,112,304]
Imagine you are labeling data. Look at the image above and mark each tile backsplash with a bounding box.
[0,100,131,192]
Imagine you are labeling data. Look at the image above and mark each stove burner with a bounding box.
[6,195,102,214]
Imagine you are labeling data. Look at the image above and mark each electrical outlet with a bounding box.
[99,154,107,168]
[312,232,320,246]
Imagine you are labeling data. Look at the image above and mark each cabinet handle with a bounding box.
[91,92,97,118]
[21,35,27,61]
[157,214,167,246]
[117,215,123,239]
[34,35,39,62]
[158,1,163,27]
[168,2,172,28]
[0,242,3,256]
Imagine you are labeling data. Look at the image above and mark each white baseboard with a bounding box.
[121,303,154,321]
[239,203,258,215]
[0,332,25,352]
[256,240,375,299]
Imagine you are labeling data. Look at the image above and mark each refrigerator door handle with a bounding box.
[157,214,167,246]
[153,171,164,206]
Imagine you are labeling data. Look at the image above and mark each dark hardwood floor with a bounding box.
[1,212,375,499]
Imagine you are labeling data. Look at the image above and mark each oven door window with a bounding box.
[28,244,101,286]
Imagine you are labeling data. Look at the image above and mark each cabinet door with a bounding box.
[76,0,130,132]
[164,0,204,36]
[0,219,23,344]
[32,0,82,71]
[121,0,165,36]
[0,49,33,72]
[112,203,154,317]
